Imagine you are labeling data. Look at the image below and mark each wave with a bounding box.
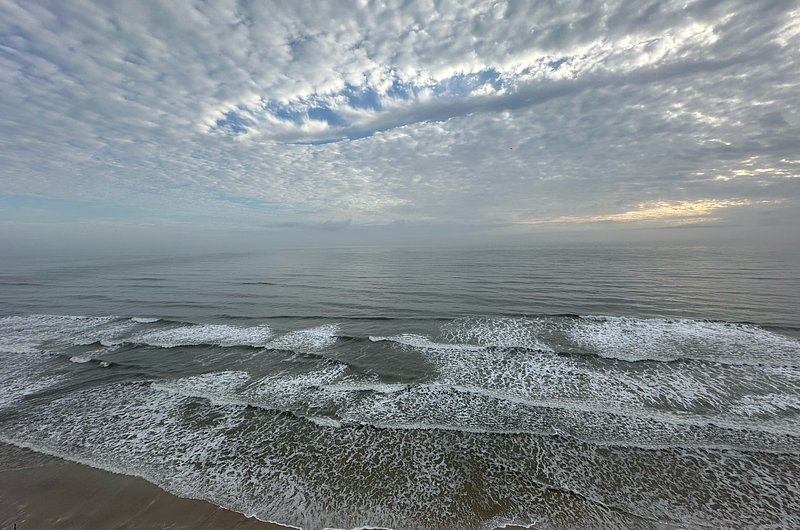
[130,323,275,348]
[7,314,794,367]
[130,323,339,352]
[2,380,798,530]
[0,342,45,354]
[421,341,800,437]
[370,316,800,368]
[441,317,556,351]
[0,314,121,348]
[320,382,409,394]
[147,367,800,453]
[4,313,797,440]
[2,303,799,530]
[0,353,66,410]
[365,326,800,436]
[369,334,487,351]
[264,324,339,352]
[0,315,344,354]
[69,355,93,363]
[442,316,800,366]
[567,316,800,365]
[151,370,252,404]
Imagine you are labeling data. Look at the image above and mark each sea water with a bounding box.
[1,243,798,529]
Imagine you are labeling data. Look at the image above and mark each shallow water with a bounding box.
[1,243,798,529]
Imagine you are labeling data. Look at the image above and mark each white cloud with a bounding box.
[0,0,798,232]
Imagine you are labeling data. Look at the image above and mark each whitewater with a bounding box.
[1,243,798,529]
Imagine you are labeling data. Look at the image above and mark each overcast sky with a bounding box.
[1,0,799,247]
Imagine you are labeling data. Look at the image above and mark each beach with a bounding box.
[0,442,290,530]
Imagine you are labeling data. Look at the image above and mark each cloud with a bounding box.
[277,218,353,231]
[530,199,785,225]
[0,0,798,236]
[201,16,741,144]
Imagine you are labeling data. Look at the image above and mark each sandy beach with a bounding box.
[0,442,289,530]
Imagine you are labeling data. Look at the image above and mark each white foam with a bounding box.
[132,317,160,323]
[0,314,123,353]
[434,315,800,366]
[0,342,43,354]
[69,355,92,364]
[339,380,800,449]
[369,334,484,351]
[372,320,800,437]
[71,319,140,346]
[729,393,800,417]
[3,380,799,530]
[321,382,408,394]
[153,364,351,416]
[371,319,556,353]
[266,324,339,352]
[5,314,800,528]
[441,318,554,351]
[132,324,273,348]
[0,315,124,407]
[305,416,343,428]
[145,361,800,450]
[247,364,348,406]
[568,316,800,364]
[152,371,251,404]
[397,329,800,437]
[0,351,65,409]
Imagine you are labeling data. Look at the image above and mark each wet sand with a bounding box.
[0,442,529,530]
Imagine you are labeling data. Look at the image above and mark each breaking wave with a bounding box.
[2,313,799,530]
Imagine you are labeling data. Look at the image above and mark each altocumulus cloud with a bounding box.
[0,0,799,234]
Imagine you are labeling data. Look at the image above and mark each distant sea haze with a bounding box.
[1,243,799,529]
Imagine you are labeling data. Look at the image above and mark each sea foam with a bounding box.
[2,379,798,530]
[131,324,274,348]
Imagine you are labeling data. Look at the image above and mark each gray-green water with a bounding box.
[1,244,799,529]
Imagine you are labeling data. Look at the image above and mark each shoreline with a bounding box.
[0,442,292,530]
[0,442,529,530]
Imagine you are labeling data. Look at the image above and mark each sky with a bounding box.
[1,0,799,249]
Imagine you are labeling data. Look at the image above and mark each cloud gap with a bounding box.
[201,21,733,145]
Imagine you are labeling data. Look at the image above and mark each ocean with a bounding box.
[1,243,799,529]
